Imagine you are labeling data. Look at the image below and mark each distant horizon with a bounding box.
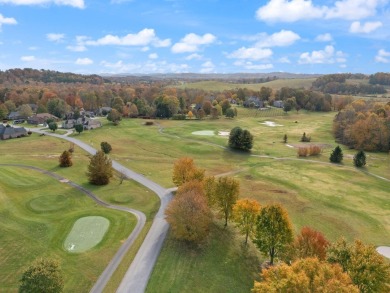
[0,1,389,75]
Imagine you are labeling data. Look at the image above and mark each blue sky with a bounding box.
[0,0,389,74]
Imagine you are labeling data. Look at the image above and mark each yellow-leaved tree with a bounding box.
[232,198,261,244]
[172,157,205,187]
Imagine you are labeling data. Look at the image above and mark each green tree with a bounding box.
[283,134,288,143]
[225,108,235,118]
[228,126,253,151]
[19,258,64,293]
[107,109,122,125]
[254,203,294,265]
[100,141,112,154]
[232,198,261,244]
[86,150,113,185]
[353,150,366,167]
[74,124,83,134]
[59,150,72,167]
[47,98,68,118]
[213,176,239,227]
[48,122,58,132]
[330,145,343,163]
[0,103,9,120]
[19,104,33,118]
[220,99,231,115]
[327,238,390,293]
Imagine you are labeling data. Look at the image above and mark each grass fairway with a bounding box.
[146,222,262,293]
[0,135,159,292]
[0,166,136,292]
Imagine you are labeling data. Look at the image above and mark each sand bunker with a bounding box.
[260,121,283,127]
[218,131,230,136]
[192,130,215,136]
[376,246,390,259]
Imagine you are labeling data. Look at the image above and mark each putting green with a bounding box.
[28,195,70,212]
[191,130,215,136]
[64,216,110,253]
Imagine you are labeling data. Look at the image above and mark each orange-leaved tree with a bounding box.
[232,198,261,244]
[252,257,359,293]
[172,157,205,187]
[165,190,212,243]
[293,226,329,261]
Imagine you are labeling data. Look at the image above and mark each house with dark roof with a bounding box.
[0,125,28,140]
[27,113,58,125]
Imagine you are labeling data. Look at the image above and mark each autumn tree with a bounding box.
[213,176,239,227]
[252,257,359,293]
[187,110,193,119]
[177,180,204,197]
[292,226,329,261]
[19,258,64,293]
[86,150,113,185]
[165,190,212,243]
[74,124,83,134]
[19,104,33,118]
[327,238,390,293]
[254,203,294,265]
[329,145,343,163]
[232,198,261,244]
[228,126,253,151]
[59,150,72,167]
[172,157,205,186]
[353,150,366,167]
[107,109,122,125]
[202,100,212,115]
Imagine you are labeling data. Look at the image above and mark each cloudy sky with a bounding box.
[0,0,389,74]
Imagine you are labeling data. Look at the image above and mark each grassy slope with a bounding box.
[0,135,159,292]
[175,78,315,91]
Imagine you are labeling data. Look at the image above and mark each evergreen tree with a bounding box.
[228,126,253,151]
[74,124,84,134]
[100,141,112,154]
[353,150,366,167]
[87,150,113,185]
[330,145,343,163]
[283,134,288,143]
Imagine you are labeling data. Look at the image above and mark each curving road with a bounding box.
[30,128,173,293]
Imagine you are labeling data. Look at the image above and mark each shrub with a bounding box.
[301,132,311,142]
[298,147,309,157]
[172,114,186,120]
[298,145,322,157]
[145,121,154,126]
[59,150,72,167]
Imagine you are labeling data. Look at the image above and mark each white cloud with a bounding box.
[256,0,386,22]
[85,29,171,48]
[186,53,203,60]
[200,61,215,73]
[47,33,65,42]
[75,57,93,65]
[255,30,300,47]
[278,57,291,63]
[375,49,390,63]
[171,33,216,53]
[299,45,346,64]
[315,33,332,42]
[66,45,87,52]
[141,47,150,52]
[0,0,85,9]
[148,53,158,59]
[349,21,383,33]
[228,47,273,60]
[0,13,17,29]
[233,60,274,70]
[21,55,35,61]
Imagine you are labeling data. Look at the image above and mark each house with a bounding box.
[62,117,102,130]
[99,107,112,116]
[0,124,27,140]
[243,96,263,108]
[27,113,58,125]
[7,111,23,120]
[84,119,102,130]
[273,100,284,108]
[62,118,84,129]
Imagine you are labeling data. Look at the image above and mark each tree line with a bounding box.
[333,99,390,152]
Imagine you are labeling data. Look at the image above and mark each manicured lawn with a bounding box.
[0,166,136,292]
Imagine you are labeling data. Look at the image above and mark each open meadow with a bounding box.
[1,106,389,292]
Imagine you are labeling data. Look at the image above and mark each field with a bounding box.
[0,135,159,292]
[176,78,316,91]
[1,106,389,292]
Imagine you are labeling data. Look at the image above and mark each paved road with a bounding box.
[0,163,146,292]
[30,129,173,293]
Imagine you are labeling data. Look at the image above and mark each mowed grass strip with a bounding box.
[0,166,136,292]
